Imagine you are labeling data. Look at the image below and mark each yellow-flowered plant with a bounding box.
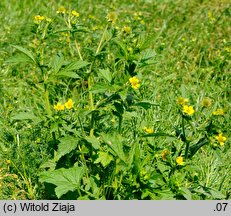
[64,99,74,109]
[71,10,80,17]
[213,108,224,116]
[183,105,195,116]
[161,149,170,161]
[123,26,131,34]
[215,133,227,146]
[34,15,45,23]
[106,12,117,24]
[177,97,189,105]
[54,102,65,111]
[143,127,154,134]
[176,156,184,165]
[56,6,66,14]
[129,76,140,89]
[201,98,212,108]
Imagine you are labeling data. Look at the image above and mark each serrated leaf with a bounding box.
[94,151,113,167]
[11,112,37,121]
[11,45,37,64]
[54,136,78,162]
[112,38,128,57]
[49,53,65,73]
[90,83,110,93]
[179,187,192,200]
[100,133,126,163]
[98,69,112,83]
[85,136,100,149]
[63,60,89,72]
[140,48,156,61]
[7,54,33,64]
[40,159,56,171]
[39,165,86,198]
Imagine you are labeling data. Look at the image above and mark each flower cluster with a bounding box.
[56,6,80,18]
[122,26,132,34]
[177,96,195,116]
[33,15,45,23]
[106,12,117,24]
[201,97,212,108]
[176,97,188,105]
[212,108,224,116]
[54,99,74,111]
[161,149,170,161]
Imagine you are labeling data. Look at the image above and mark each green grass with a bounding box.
[0,0,230,200]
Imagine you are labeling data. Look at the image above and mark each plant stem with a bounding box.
[96,24,108,54]
[44,85,51,116]
[118,115,122,134]
[182,116,190,160]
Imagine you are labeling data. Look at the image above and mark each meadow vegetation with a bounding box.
[0,0,230,199]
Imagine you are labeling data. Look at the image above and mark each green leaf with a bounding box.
[11,112,38,121]
[40,159,56,171]
[140,48,156,62]
[142,132,175,138]
[54,136,78,162]
[39,165,86,198]
[85,136,100,149]
[11,45,37,64]
[112,38,128,57]
[94,151,113,167]
[179,187,192,200]
[98,69,112,83]
[133,101,158,110]
[62,60,89,72]
[188,138,209,158]
[156,189,176,200]
[101,133,127,163]
[56,71,81,79]
[90,83,110,93]
[113,101,124,115]
[7,54,33,64]
[49,53,65,73]
[56,60,89,78]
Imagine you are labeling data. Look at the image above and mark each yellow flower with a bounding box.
[6,160,11,165]
[107,12,117,24]
[64,99,74,109]
[213,108,224,116]
[215,133,227,146]
[129,76,140,89]
[183,105,195,115]
[13,174,18,179]
[140,20,145,25]
[177,97,189,105]
[54,102,65,111]
[71,10,80,17]
[57,6,66,14]
[176,156,184,165]
[34,15,45,23]
[161,149,170,161]
[201,98,212,108]
[143,127,154,134]
[123,26,131,34]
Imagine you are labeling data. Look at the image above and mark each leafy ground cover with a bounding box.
[0,0,230,200]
